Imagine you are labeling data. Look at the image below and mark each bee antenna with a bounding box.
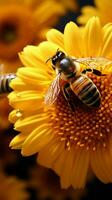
[46,57,52,63]
[45,48,60,63]
[56,48,60,53]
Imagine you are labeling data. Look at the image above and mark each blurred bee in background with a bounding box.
[45,50,112,109]
[0,73,16,94]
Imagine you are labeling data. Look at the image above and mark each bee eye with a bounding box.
[58,52,65,59]
[52,58,56,66]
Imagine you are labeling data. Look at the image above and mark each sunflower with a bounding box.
[8,16,112,189]
[77,0,112,26]
[0,168,28,200]
[0,0,77,63]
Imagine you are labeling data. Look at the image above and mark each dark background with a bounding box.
[56,0,94,31]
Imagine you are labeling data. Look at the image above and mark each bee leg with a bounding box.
[82,68,92,74]
[82,68,106,76]
[92,69,106,76]
[62,83,75,111]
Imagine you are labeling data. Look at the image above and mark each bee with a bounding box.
[0,73,16,94]
[45,50,112,108]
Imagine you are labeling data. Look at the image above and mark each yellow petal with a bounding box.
[9,91,43,111]
[47,29,64,49]
[16,67,52,89]
[10,77,34,92]
[60,146,75,189]
[71,148,89,188]
[53,148,69,175]
[38,138,64,168]
[19,46,42,68]
[95,0,112,10]
[83,16,102,57]
[19,45,53,75]
[10,134,27,149]
[14,113,49,132]
[62,0,78,11]
[34,1,64,27]
[101,24,112,58]
[10,76,49,93]
[38,41,65,63]
[22,124,53,155]
[9,110,19,123]
[90,147,112,183]
[64,22,83,57]
[77,6,99,25]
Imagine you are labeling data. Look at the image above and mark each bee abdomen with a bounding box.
[80,84,101,107]
[71,75,101,107]
[0,74,16,94]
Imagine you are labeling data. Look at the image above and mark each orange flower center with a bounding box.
[1,22,17,43]
[0,5,36,59]
[50,73,112,151]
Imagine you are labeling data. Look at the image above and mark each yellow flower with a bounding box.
[77,0,112,26]
[0,169,28,200]
[0,0,77,62]
[8,17,112,189]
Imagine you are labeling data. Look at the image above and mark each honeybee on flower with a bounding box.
[45,49,112,108]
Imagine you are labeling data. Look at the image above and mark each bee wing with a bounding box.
[45,73,61,105]
[74,57,112,73]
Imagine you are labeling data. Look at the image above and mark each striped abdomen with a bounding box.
[0,74,16,94]
[70,75,101,107]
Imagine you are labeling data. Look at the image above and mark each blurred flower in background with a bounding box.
[0,0,78,73]
[0,167,29,200]
[77,0,112,26]
[0,95,11,130]
[28,164,86,200]
[0,127,17,167]
[0,0,78,131]
[8,16,112,189]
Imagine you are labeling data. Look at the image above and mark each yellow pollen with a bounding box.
[50,73,112,151]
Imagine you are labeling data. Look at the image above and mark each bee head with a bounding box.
[51,50,65,69]
[46,50,66,70]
